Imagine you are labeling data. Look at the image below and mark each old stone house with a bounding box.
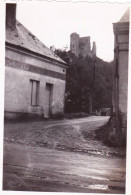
[5,4,68,119]
[112,8,129,140]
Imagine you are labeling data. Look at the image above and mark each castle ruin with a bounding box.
[70,33,96,58]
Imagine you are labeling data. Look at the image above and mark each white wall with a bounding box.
[5,47,67,118]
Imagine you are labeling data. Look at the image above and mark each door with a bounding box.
[44,83,52,118]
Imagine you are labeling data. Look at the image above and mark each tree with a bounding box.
[55,49,113,113]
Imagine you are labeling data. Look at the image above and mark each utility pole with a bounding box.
[89,54,96,114]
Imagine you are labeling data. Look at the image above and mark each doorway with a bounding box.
[44,83,53,118]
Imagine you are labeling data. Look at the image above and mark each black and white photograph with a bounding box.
[1,1,131,194]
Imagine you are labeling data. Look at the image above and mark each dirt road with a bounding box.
[3,116,126,193]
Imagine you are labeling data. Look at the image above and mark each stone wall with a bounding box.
[112,20,129,141]
[118,33,129,114]
[79,37,91,58]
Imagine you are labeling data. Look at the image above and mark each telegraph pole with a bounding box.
[89,53,96,114]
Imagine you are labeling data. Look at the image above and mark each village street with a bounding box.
[3,116,126,193]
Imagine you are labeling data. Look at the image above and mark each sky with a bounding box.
[16,2,130,62]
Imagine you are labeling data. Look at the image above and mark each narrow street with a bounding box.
[3,116,126,193]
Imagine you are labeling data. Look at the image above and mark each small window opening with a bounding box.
[30,80,40,106]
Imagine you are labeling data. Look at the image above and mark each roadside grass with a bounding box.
[4,123,90,152]
[64,112,90,119]
[4,112,90,123]
[82,120,126,148]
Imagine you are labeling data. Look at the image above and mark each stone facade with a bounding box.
[70,33,96,58]
[5,4,68,119]
[112,8,129,138]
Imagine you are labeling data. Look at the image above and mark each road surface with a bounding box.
[3,116,126,193]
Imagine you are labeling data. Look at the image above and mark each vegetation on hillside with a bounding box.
[55,49,114,113]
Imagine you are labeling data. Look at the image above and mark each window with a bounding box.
[46,83,52,91]
[30,80,40,106]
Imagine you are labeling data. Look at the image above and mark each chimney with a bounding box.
[6,3,16,28]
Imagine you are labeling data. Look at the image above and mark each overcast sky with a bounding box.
[16,2,130,62]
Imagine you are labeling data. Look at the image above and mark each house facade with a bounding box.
[112,8,129,139]
[5,4,68,119]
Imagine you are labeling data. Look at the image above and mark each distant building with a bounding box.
[100,108,111,116]
[112,8,129,138]
[5,4,68,119]
[70,33,96,58]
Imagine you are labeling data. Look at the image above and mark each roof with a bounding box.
[6,20,66,65]
[119,8,130,23]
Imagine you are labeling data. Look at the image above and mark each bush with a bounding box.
[82,119,126,147]
[64,112,89,119]
[51,112,64,120]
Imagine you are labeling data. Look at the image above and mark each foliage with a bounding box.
[55,49,114,113]
[51,112,64,120]
[64,112,89,119]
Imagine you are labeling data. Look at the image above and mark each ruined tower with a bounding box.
[91,42,96,57]
[70,33,80,57]
[79,36,91,58]
[70,33,96,58]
